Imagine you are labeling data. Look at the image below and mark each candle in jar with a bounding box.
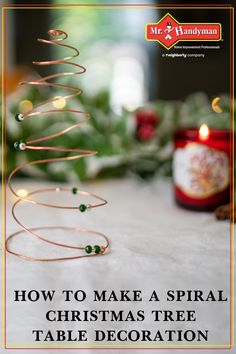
[173,125,230,211]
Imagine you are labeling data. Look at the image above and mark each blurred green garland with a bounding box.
[3,84,231,181]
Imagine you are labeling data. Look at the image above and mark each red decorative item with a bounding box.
[137,124,154,141]
[135,108,160,141]
[173,126,230,211]
[135,108,160,126]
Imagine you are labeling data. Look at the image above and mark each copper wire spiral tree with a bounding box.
[6,30,110,261]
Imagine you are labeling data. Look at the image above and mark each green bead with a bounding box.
[72,187,78,194]
[94,245,101,254]
[14,141,20,150]
[85,245,92,254]
[15,113,24,122]
[79,204,87,212]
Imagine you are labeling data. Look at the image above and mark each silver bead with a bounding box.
[18,113,24,121]
[19,142,26,150]
[15,113,24,122]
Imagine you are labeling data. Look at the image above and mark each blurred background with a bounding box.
[1,0,232,182]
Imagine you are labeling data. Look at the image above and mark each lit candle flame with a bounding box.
[199,124,209,141]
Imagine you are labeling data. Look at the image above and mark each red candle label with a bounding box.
[173,143,229,198]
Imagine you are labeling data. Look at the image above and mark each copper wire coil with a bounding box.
[6,29,109,261]
[7,227,109,262]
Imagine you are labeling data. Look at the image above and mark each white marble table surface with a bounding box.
[1,177,233,354]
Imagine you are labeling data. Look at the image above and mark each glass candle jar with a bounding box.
[173,126,230,211]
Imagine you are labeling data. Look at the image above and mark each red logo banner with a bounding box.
[146,13,222,50]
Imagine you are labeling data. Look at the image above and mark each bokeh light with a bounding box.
[16,189,28,198]
[18,100,33,113]
[52,96,67,109]
[211,97,223,113]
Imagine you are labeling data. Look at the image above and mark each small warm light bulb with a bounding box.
[199,124,210,141]
[52,96,66,109]
[19,100,33,113]
[16,189,28,198]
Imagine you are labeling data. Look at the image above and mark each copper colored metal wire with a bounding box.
[6,29,109,261]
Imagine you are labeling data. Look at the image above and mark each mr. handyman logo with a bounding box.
[146,13,221,50]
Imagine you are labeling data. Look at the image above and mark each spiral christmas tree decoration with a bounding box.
[6,29,109,262]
